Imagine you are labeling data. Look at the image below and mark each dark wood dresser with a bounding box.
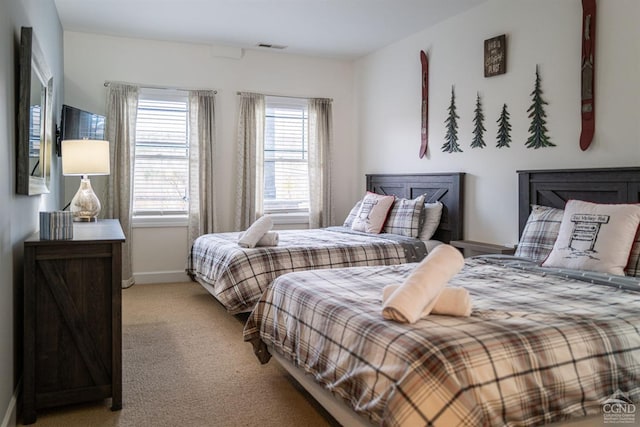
[23,219,125,424]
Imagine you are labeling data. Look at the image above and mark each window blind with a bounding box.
[133,90,189,216]
[264,96,309,214]
[29,105,41,157]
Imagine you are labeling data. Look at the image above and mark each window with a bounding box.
[29,105,41,157]
[263,96,309,215]
[133,89,189,217]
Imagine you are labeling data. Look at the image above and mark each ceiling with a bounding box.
[53,0,487,59]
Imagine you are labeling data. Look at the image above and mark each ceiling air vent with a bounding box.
[256,43,287,50]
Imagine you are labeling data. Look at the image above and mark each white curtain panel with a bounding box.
[188,90,217,248]
[104,83,139,288]
[308,98,333,228]
[235,92,265,230]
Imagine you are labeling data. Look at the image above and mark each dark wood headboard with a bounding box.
[518,167,640,236]
[366,173,464,243]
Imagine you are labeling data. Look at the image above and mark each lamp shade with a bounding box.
[62,139,110,176]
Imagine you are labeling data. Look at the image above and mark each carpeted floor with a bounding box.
[21,282,335,427]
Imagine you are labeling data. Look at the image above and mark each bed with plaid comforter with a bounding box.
[187,226,427,314]
[243,256,640,426]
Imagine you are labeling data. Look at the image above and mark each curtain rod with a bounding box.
[104,80,217,94]
[236,91,332,102]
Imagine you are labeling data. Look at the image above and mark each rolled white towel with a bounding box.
[255,231,279,247]
[238,216,273,248]
[238,231,279,247]
[382,244,464,324]
[382,284,472,317]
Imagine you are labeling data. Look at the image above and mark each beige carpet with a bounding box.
[22,282,335,427]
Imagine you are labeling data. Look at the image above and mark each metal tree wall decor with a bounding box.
[496,103,512,148]
[442,86,463,153]
[526,65,555,149]
[470,93,486,149]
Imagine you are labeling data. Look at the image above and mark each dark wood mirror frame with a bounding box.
[17,26,54,196]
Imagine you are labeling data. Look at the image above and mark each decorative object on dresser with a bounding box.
[62,139,110,221]
[23,220,125,424]
[449,239,516,257]
[39,211,73,240]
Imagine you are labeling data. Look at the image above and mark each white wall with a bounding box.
[63,32,357,282]
[1,0,63,425]
[63,0,640,282]
[355,0,640,246]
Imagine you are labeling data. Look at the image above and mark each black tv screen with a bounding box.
[59,104,106,155]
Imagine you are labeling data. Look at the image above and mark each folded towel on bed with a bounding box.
[238,216,274,248]
[382,244,464,323]
[255,231,279,247]
[382,284,472,317]
[239,231,279,247]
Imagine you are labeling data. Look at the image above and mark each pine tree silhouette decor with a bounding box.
[442,86,462,153]
[496,103,512,148]
[526,65,555,149]
[470,93,486,149]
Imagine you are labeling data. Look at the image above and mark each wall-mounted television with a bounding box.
[58,104,106,156]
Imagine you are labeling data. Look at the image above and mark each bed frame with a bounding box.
[367,172,464,242]
[518,167,640,236]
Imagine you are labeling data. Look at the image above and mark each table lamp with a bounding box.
[62,139,110,222]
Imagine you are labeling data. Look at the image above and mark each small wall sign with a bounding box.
[484,34,506,77]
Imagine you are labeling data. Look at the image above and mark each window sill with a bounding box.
[132,215,188,228]
[267,213,309,225]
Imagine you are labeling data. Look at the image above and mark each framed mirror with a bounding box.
[17,26,54,195]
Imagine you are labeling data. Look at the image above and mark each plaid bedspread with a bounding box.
[187,227,426,313]
[243,257,640,426]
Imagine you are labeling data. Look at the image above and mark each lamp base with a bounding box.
[73,216,98,222]
[70,177,102,222]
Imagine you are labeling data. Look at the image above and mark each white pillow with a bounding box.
[419,202,443,241]
[542,200,640,275]
[351,192,395,234]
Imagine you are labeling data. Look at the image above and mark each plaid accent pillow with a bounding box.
[383,195,425,238]
[514,205,563,261]
[626,229,640,277]
[343,200,362,228]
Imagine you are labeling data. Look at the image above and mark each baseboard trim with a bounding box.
[133,270,190,284]
[1,381,20,427]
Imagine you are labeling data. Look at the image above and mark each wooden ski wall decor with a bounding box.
[419,50,429,158]
[580,0,596,151]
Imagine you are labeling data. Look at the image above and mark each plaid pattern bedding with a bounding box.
[244,257,640,426]
[382,195,425,238]
[187,227,427,313]
[514,205,564,261]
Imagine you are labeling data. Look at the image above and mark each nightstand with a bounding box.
[449,240,516,257]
